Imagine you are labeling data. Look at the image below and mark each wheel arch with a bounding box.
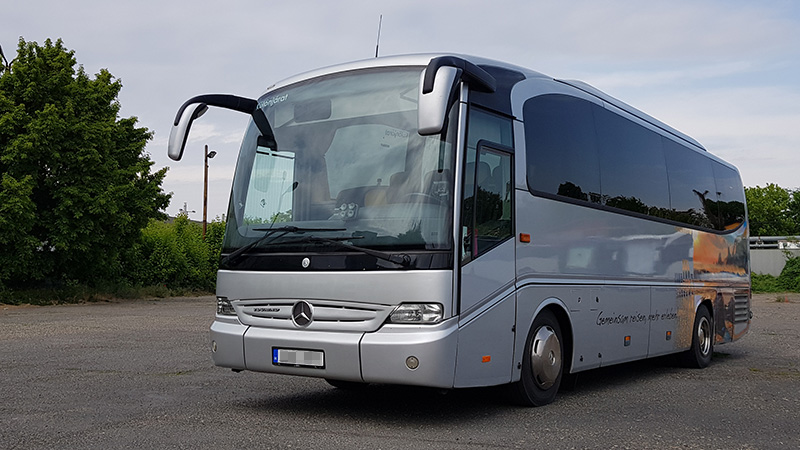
[515,296,574,378]
[698,298,713,318]
[543,302,574,374]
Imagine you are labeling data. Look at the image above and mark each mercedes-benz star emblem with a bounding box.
[291,301,313,327]
[301,257,311,268]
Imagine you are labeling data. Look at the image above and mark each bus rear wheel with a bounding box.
[511,310,564,406]
[680,304,713,368]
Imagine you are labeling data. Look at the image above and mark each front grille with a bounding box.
[733,295,750,323]
[235,299,394,332]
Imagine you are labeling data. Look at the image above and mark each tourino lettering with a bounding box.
[384,129,409,138]
[258,94,289,109]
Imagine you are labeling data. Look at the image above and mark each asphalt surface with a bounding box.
[1,293,798,449]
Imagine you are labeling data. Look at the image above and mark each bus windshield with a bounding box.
[222,67,457,265]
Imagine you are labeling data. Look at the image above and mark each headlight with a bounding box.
[217,297,236,316]
[388,303,443,324]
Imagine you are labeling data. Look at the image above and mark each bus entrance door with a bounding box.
[454,143,516,387]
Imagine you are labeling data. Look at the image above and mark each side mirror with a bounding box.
[417,56,497,136]
[166,94,269,161]
[168,102,207,161]
[417,66,458,136]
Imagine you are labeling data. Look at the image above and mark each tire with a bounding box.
[510,309,564,406]
[680,305,713,368]
[325,379,369,390]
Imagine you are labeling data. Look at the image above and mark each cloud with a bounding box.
[5,0,800,214]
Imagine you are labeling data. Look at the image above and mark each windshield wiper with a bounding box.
[222,226,346,266]
[288,235,413,268]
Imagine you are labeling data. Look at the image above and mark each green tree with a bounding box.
[122,215,223,290]
[0,38,170,288]
[745,184,797,236]
[789,188,800,232]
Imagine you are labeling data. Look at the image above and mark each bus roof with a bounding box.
[262,53,705,151]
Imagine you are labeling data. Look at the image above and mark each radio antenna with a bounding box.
[374,15,383,58]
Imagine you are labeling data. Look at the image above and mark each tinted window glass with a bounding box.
[524,95,601,203]
[522,94,744,232]
[595,108,670,216]
[473,149,512,255]
[462,108,513,263]
[712,162,746,230]
[663,137,716,228]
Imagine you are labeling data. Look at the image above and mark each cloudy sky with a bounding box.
[6,0,799,218]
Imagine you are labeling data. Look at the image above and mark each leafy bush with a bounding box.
[753,256,800,294]
[122,215,224,291]
[751,273,781,293]
[777,256,800,292]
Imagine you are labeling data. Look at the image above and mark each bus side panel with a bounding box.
[512,285,598,380]
[453,293,516,388]
[649,286,695,357]
[594,286,651,366]
[515,285,651,372]
[713,288,751,344]
[515,196,694,283]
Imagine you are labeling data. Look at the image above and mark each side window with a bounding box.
[594,106,670,216]
[663,137,716,228]
[463,146,513,262]
[712,162,746,231]
[461,108,513,264]
[523,94,744,233]
[524,94,601,203]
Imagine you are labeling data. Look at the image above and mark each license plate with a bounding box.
[273,348,325,368]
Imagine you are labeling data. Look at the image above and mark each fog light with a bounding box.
[211,340,217,353]
[406,356,419,370]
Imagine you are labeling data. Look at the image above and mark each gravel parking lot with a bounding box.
[1,293,798,449]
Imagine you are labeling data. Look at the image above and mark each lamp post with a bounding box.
[203,144,217,239]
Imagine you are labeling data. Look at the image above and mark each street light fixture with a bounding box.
[203,144,217,239]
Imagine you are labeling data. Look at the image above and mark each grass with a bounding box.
[775,295,790,303]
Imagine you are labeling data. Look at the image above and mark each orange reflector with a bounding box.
[519,233,531,243]
[482,355,491,363]
[666,331,672,341]
[624,336,631,346]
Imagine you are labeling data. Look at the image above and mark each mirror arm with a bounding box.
[169,94,277,161]
[172,94,258,126]
[422,56,496,95]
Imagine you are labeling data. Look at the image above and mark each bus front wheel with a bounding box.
[680,305,713,368]
[511,309,564,406]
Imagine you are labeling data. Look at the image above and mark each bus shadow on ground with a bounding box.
[238,382,514,425]
[236,352,739,423]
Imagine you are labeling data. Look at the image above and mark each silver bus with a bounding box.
[168,54,750,406]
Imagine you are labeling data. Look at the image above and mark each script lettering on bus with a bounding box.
[596,309,678,326]
[258,94,289,109]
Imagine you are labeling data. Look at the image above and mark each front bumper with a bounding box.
[210,316,459,388]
